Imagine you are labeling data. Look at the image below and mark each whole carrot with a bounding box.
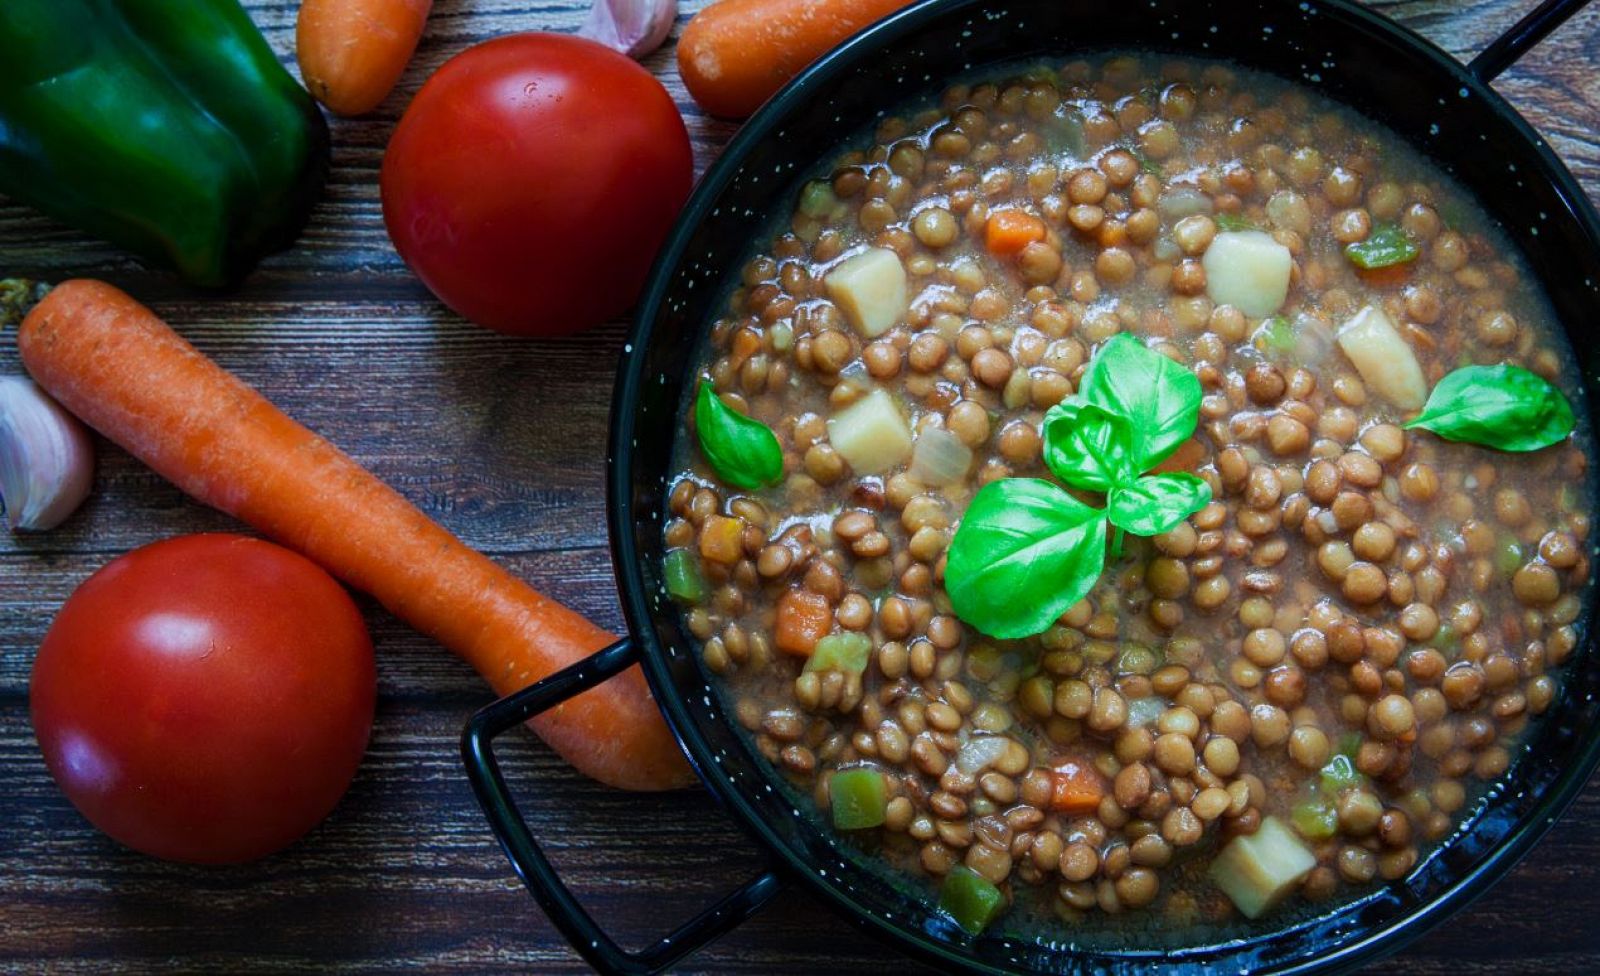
[677,0,916,118]
[18,280,693,792]
[297,0,432,116]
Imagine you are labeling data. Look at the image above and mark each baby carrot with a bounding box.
[678,0,916,119]
[18,280,693,792]
[297,0,432,116]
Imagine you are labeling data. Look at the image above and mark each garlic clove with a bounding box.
[578,0,677,59]
[0,375,95,531]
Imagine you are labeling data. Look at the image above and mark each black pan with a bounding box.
[462,0,1600,972]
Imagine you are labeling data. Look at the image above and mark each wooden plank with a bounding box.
[2,0,1598,972]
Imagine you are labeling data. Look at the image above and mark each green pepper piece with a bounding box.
[1291,799,1339,841]
[1345,224,1420,270]
[663,549,707,603]
[805,632,872,674]
[1320,754,1362,793]
[829,768,887,830]
[938,866,1005,935]
[0,0,330,287]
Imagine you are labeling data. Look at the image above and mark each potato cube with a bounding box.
[1209,816,1317,919]
[827,389,912,475]
[825,247,908,338]
[1336,304,1428,410]
[1203,230,1292,317]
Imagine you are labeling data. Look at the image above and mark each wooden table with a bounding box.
[3,1,1598,972]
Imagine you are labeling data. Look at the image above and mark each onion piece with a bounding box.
[955,735,1010,775]
[577,0,677,59]
[908,427,973,486]
[0,376,94,530]
[1158,186,1214,220]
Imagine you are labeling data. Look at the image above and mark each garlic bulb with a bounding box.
[578,0,677,59]
[0,376,94,530]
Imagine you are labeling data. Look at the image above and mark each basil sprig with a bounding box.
[1404,364,1575,452]
[694,381,783,489]
[944,480,1108,639]
[946,335,1211,638]
[1345,224,1419,270]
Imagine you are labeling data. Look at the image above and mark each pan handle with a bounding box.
[461,638,785,975]
[1468,0,1595,83]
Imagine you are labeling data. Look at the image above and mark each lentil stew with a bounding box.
[661,55,1592,940]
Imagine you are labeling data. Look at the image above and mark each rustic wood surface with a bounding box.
[3,1,1598,972]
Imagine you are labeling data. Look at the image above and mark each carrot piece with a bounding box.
[297,0,432,116]
[985,210,1047,257]
[699,514,745,564]
[17,280,692,792]
[775,590,831,656]
[1050,759,1105,815]
[678,0,917,119]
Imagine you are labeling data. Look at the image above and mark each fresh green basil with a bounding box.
[694,381,783,489]
[1403,364,1575,452]
[945,335,1210,638]
[1077,333,1203,470]
[944,479,1108,639]
[1344,224,1419,270]
[1108,473,1212,536]
[1041,399,1138,492]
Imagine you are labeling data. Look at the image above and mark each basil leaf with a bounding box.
[1403,364,1575,452]
[1041,398,1138,492]
[1345,224,1419,270]
[945,478,1108,639]
[694,382,783,489]
[1077,333,1203,471]
[1107,473,1212,536]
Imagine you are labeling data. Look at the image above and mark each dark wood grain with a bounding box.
[2,1,1597,972]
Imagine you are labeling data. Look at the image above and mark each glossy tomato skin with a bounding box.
[381,33,693,336]
[30,534,375,864]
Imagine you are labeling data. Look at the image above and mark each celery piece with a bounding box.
[805,632,872,674]
[1496,535,1525,578]
[830,767,887,830]
[938,866,1005,935]
[1291,799,1339,841]
[1320,753,1362,793]
[1254,315,1296,357]
[798,179,838,219]
[663,549,707,603]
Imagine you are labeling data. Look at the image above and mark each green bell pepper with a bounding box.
[0,0,329,287]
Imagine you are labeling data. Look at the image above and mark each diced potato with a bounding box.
[825,247,908,338]
[1209,815,1317,919]
[1336,304,1427,410]
[827,389,912,475]
[1202,230,1293,317]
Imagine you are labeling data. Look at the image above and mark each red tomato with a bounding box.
[381,33,693,336]
[30,534,375,864]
